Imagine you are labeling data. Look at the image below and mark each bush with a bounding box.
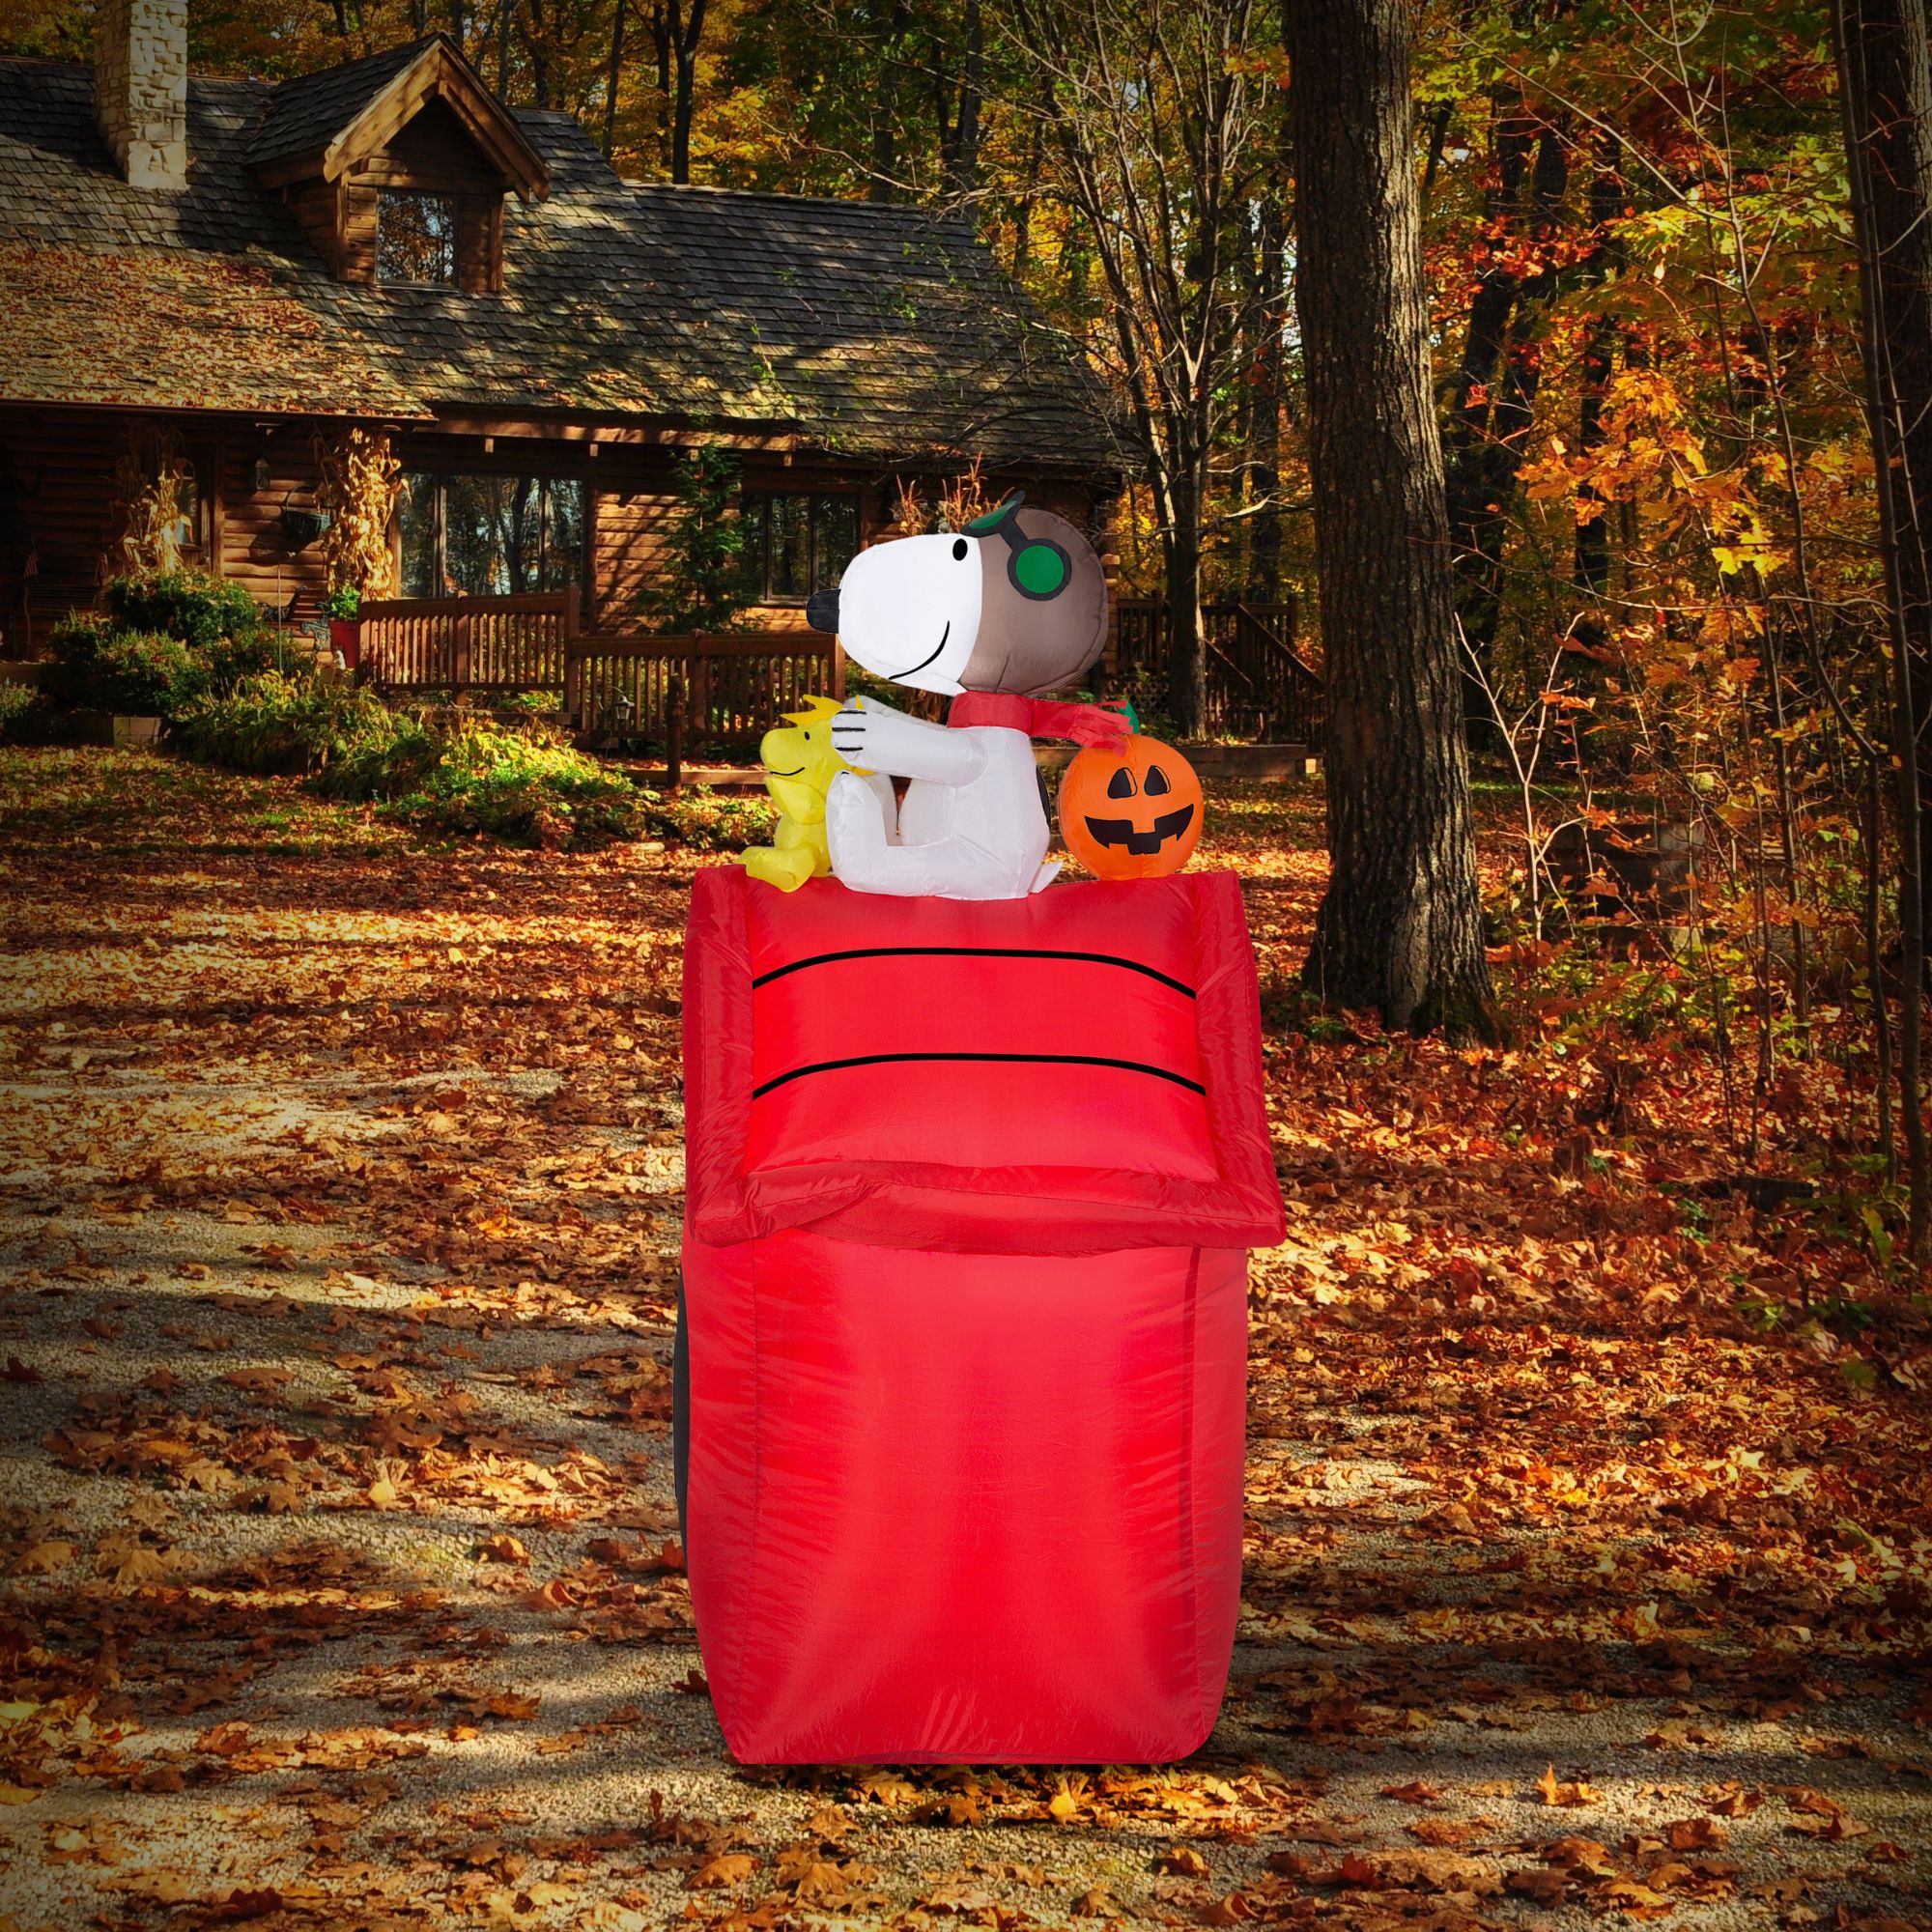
[175,674,639,848]
[175,671,348,775]
[639,783,773,851]
[204,627,286,694]
[172,671,437,787]
[46,618,210,718]
[172,668,782,852]
[40,577,281,724]
[313,697,441,801]
[103,572,260,651]
[0,679,53,745]
[388,722,641,847]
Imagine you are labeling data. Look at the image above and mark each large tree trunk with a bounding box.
[1834,0,1932,1254]
[1286,0,1497,1039]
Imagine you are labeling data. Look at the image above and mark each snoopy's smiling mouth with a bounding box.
[885,622,950,681]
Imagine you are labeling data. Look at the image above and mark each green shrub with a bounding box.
[0,679,52,745]
[46,618,209,718]
[204,627,286,694]
[388,722,640,847]
[173,671,424,781]
[172,670,778,852]
[103,572,260,650]
[313,696,440,801]
[638,783,773,851]
[172,671,330,775]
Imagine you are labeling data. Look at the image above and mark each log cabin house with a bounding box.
[0,0,1119,678]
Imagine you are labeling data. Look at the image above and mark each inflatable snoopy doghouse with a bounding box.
[677,497,1285,1765]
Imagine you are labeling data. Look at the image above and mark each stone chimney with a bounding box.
[95,0,188,191]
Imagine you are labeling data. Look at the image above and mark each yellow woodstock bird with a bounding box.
[743,695,891,892]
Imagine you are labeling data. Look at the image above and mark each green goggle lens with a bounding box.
[1012,543,1067,596]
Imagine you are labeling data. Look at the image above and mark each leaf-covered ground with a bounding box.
[0,746,1927,1932]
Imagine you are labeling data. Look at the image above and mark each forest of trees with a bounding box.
[11,0,1932,1241]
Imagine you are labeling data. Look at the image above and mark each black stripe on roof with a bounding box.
[751,1051,1206,1099]
[751,946,1195,998]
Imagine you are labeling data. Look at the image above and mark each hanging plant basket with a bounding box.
[279,506,327,548]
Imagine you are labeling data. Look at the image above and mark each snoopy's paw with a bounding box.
[829,698,882,772]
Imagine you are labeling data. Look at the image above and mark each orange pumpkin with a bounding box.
[1059,733,1205,879]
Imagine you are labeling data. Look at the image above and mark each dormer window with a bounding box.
[245,36,549,294]
[377,190,457,285]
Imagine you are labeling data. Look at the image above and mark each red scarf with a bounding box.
[948,692,1131,747]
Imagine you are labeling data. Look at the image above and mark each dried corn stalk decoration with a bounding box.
[113,444,194,579]
[933,457,996,534]
[888,460,998,538]
[316,429,402,598]
[889,473,928,537]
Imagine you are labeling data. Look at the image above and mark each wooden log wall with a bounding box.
[0,406,1112,666]
[213,429,330,613]
[0,407,125,654]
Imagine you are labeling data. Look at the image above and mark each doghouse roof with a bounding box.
[684,867,1287,1257]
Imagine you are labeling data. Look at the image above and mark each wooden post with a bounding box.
[208,432,227,581]
[667,672,684,791]
[452,606,470,690]
[563,637,583,731]
[689,646,710,763]
[1099,544,1121,695]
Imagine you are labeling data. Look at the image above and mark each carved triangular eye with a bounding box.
[1143,763,1172,797]
[1106,766,1137,799]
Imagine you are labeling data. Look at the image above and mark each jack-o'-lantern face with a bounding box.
[1059,734,1205,879]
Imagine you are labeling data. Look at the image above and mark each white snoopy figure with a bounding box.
[803,495,1116,900]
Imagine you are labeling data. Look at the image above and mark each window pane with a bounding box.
[400,473,440,596]
[377,191,456,285]
[403,473,585,598]
[541,478,584,592]
[812,496,857,592]
[767,494,810,601]
[500,476,539,592]
[439,474,501,594]
[745,497,769,601]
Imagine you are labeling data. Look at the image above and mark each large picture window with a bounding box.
[377,191,457,286]
[399,473,585,598]
[746,491,858,605]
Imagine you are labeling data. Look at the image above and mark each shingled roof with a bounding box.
[0,48,1118,471]
[242,38,427,173]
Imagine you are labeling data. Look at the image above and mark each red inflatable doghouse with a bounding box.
[678,867,1284,1764]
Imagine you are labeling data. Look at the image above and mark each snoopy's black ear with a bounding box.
[965,493,1025,534]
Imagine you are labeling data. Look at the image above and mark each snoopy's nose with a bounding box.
[806,587,839,634]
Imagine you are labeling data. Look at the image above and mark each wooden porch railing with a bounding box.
[1112,598,1322,745]
[564,631,843,753]
[353,589,1317,755]
[359,589,580,691]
